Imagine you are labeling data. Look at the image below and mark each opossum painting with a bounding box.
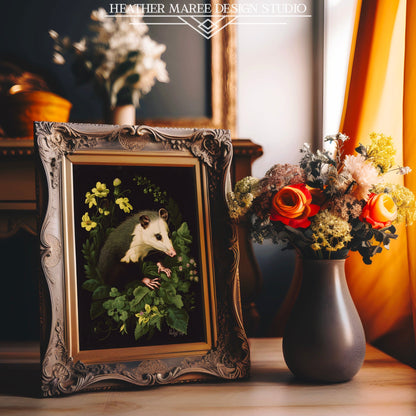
[76,171,204,347]
[98,208,177,289]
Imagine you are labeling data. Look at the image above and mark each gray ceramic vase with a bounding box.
[282,258,366,383]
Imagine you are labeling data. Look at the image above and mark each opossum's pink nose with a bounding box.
[166,248,176,257]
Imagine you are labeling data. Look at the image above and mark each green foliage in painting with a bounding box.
[81,177,199,342]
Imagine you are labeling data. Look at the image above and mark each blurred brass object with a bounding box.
[9,85,25,95]
[0,62,51,96]
[4,91,71,137]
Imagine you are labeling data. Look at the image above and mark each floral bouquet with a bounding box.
[49,8,169,109]
[228,133,416,264]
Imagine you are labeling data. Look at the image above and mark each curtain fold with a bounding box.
[340,0,416,366]
[403,0,416,343]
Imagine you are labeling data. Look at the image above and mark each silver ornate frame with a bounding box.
[36,122,249,397]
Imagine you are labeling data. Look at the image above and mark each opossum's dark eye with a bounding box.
[155,233,162,241]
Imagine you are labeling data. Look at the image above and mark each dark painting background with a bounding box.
[72,163,209,350]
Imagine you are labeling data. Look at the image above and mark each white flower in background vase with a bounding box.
[49,7,169,124]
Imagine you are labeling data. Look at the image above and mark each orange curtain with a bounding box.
[340,0,416,366]
[403,0,416,359]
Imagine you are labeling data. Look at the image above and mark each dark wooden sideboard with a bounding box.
[0,136,263,342]
[231,139,263,335]
[0,138,39,342]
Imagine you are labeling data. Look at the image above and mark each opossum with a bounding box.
[97,208,176,290]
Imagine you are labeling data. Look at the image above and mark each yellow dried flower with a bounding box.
[227,191,248,219]
[310,210,352,252]
[235,176,260,194]
[227,176,261,219]
[367,133,396,174]
[373,183,416,225]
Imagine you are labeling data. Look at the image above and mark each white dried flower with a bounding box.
[52,52,65,65]
[50,7,169,108]
[73,39,87,53]
[91,8,107,22]
[49,30,58,40]
[397,166,412,175]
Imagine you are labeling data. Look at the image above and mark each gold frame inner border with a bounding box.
[62,151,218,364]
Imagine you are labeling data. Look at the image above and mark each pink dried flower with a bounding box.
[328,195,363,221]
[342,154,380,200]
[261,164,306,192]
[252,190,274,220]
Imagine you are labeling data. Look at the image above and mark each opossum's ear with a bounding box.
[139,215,150,229]
[159,208,169,221]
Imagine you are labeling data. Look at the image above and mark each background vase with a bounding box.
[3,91,72,137]
[106,104,136,125]
[282,258,366,383]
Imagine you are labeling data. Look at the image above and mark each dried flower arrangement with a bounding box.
[228,133,416,264]
[50,8,169,109]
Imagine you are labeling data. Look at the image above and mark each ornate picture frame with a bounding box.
[36,122,248,397]
[136,0,237,135]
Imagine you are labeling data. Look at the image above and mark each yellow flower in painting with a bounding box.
[113,178,121,187]
[92,182,109,198]
[120,323,127,334]
[98,208,110,216]
[81,212,97,231]
[85,192,97,208]
[116,197,133,213]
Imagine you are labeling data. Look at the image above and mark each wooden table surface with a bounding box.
[1,338,415,415]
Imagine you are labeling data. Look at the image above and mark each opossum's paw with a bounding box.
[120,254,130,263]
[142,277,160,290]
[157,262,172,278]
[121,250,138,263]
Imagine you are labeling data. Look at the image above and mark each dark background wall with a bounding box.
[0,231,39,341]
[1,1,294,341]
[0,0,211,122]
[0,0,212,342]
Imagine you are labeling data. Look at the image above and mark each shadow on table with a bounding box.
[249,365,353,386]
[249,365,293,383]
[0,363,41,398]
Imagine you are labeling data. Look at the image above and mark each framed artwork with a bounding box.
[138,0,237,135]
[36,122,248,397]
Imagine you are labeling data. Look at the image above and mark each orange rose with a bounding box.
[270,184,320,228]
[359,193,397,229]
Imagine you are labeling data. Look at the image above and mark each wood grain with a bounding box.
[1,338,415,415]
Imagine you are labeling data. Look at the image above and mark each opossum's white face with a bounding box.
[120,209,177,264]
[141,218,176,257]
